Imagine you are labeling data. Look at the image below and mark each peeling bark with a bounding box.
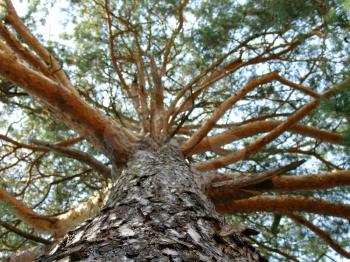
[36,141,263,262]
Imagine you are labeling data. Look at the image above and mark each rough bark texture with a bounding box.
[36,141,262,261]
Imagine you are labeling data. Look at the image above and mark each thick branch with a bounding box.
[181,71,279,155]
[0,50,134,165]
[275,75,320,98]
[4,0,77,95]
[0,22,53,79]
[189,120,344,155]
[193,100,318,171]
[193,78,350,171]
[263,170,350,192]
[215,195,350,220]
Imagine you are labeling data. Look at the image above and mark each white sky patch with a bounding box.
[12,0,72,42]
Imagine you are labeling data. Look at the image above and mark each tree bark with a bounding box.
[36,140,262,261]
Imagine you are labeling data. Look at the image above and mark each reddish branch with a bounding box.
[4,0,77,95]
[215,195,350,220]
[149,56,165,139]
[207,170,350,203]
[0,22,53,79]
[193,99,319,171]
[0,51,135,165]
[282,212,350,258]
[181,71,279,155]
[265,170,350,192]
[193,78,350,171]
[188,120,344,155]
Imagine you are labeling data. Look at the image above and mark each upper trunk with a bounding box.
[36,140,262,261]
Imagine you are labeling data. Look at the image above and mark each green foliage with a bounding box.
[320,87,350,145]
[0,0,350,260]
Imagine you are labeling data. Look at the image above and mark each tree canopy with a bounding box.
[0,0,350,261]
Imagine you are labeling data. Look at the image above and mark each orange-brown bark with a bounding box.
[188,120,343,155]
[275,75,320,98]
[192,78,350,171]
[193,100,319,171]
[267,170,350,192]
[0,51,134,165]
[5,0,77,95]
[181,71,279,155]
[0,22,52,79]
[149,56,165,139]
[215,195,350,220]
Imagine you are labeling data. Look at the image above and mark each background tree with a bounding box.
[0,0,349,261]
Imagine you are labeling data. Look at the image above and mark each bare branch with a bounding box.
[160,0,189,76]
[30,139,112,178]
[215,195,350,220]
[4,0,77,95]
[188,120,344,155]
[181,71,279,155]
[265,170,350,192]
[0,220,51,244]
[192,78,350,171]
[0,50,134,165]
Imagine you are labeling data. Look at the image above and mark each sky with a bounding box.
[12,0,68,42]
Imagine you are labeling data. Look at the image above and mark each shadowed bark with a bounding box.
[36,141,263,262]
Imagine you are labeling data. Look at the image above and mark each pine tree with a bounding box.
[0,0,349,261]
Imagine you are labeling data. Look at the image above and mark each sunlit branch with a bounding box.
[0,23,53,79]
[193,78,350,171]
[188,120,344,155]
[275,75,320,98]
[0,50,134,165]
[215,195,350,220]
[4,0,77,95]
[263,170,350,192]
[181,71,279,155]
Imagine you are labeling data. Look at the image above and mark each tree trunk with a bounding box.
[36,141,262,261]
